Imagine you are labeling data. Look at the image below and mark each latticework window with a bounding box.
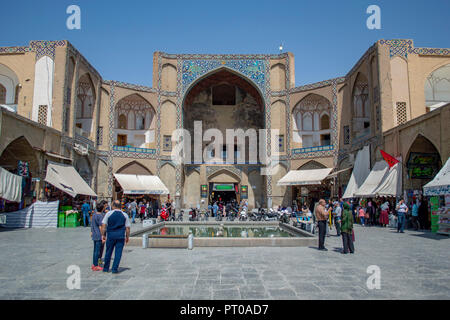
[163,135,172,151]
[38,105,47,125]
[344,125,350,145]
[97,127,103,146]
[396,102,407,125]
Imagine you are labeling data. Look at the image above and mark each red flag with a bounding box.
[380,150,399,168]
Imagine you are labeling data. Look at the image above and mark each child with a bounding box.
[359,207,366,226]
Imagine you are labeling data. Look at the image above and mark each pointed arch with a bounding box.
[0,136,39,176]
[207,168,241,183]
[425,63,450,107]
[117,161,153,175]
[298,160,327,170]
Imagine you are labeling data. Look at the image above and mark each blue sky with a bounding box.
[1,0,449,87]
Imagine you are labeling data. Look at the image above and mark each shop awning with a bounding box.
[354,161,390,198]
[373,163,402,197]
[423,157,450,196]
[45,161,97,198]
[114,173,169,195]
[342,146,371,199]
[277,168,333,186]
[327,166,353,179]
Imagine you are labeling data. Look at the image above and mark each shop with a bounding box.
[278,167,333,211]
[423,157,450,235]
[44,161,97,227]
[113,173,170,213]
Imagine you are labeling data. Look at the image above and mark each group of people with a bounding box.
[123,198,172,223]
[208,199,247,218]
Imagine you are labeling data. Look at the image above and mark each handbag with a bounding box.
[351,229,355,242]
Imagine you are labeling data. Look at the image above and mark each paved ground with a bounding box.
[0,223,449,300]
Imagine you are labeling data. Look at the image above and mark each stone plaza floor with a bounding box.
[0,223,449,300]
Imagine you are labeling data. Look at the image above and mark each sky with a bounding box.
[1,0,449,87]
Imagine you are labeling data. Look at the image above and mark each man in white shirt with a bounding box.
[396,199,408,233]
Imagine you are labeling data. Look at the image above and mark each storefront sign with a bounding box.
[201,185,208,198]
[241,185,248,199]
[213,184,234,191]
[407,152,440,179]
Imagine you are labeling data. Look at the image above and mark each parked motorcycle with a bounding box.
[189,208,199,221]
[176,210,184,221]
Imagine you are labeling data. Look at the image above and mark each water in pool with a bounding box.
[148,225,298,238]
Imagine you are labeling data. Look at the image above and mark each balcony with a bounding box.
[292,145,333,155]
[113,145,156,154]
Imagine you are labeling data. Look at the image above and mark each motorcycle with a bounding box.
[239,208,248,221]
[263,208,278,221]
[189,208,199,221]
[176,210,184,221]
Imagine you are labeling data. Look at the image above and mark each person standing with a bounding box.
[359,206,366,226]
[333,201,342,236]
[212,202,218,218]
[411,199,420,231]
[91,202,106,271]
[315,199,329,251]
[81,200,92,227]
[396,199,408,233]
[129,198,137,224]
[341,202,355,254]
[380,200,389,227]
[101,200,131,274]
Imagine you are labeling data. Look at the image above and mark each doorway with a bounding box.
[209,182,238,204]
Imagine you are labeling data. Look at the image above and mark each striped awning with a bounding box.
[277,168,333,186]
[114,173,169,195]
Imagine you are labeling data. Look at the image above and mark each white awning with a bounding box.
[0,167,23,202]
[373,163,402,197]
[45,161,97,198]
[354,161,390,198]
[423,157,450,196]
[277,168,333,186]
[327,166,353,179]
[114,173,169,195]
[342,146,371,199]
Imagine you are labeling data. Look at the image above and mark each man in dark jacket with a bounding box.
[341,202,355,254]
[101,200,131,274]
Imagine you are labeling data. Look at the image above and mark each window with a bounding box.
[320,134,331,146]
[163,135,172,152]
[302,113,313,131]
[0,84,6,104]
[278,135,285,152]
[344,126,350,145]
[212,84,236,105]
[302,135,313,148]
[117,134,127,146]
[320,114,330,130]
[396,102,407,125]
[136,114,145,130]
[97,127,103,146]
[118,114,127,129]
[38,105,47,125]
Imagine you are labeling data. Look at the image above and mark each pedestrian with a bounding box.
[333,201,342,236]
[411,199,420,231]
[91,202,106,271]
[418,197,428,230]
[139,201,146,222]
[315,199,329,251]
[212,202,218,217]
[380,200,389,227]
[81,200,92,227]
[396,199,408,233]
[351,200,357,223]
[129,198,137,223]
[101,200,131,274]
[359,206,365,226]
[341,202,355,254]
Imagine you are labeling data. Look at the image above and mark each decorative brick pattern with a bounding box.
[396,102,407,125]
[37,105,48,125]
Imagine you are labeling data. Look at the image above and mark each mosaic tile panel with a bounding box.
[29,40,66,61]
[181,59,266,94]
[379,39,413,59]
[107,82,116,197]
[0,46,31,54]
[206,166,242,179]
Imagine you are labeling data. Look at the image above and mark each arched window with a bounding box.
[136,114,145,130]
[0,84,6,104]
[320,114,330,130]
[118,114,127,129]
[425,63,450,108]
[302,113,313,131]
[352,73,370,138]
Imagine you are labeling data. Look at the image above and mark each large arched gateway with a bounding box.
[181,68,266,208]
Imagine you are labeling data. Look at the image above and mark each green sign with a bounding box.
[214,184,234,191]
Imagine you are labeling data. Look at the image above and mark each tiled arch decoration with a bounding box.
[155,53,279,205]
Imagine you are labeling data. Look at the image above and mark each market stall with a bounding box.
[44,161,97,227]
[423,157,450,235]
